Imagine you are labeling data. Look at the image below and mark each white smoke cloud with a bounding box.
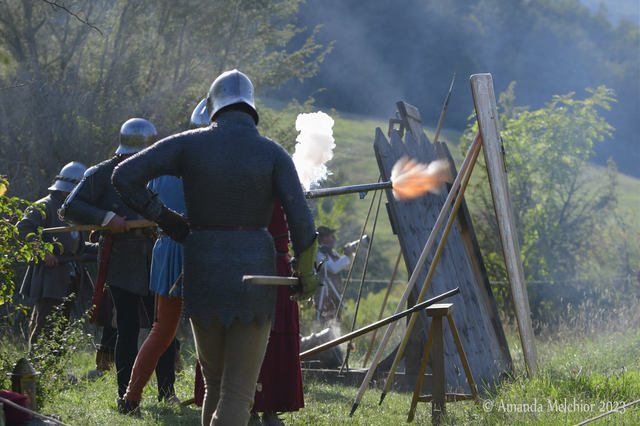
[292,111,335,191]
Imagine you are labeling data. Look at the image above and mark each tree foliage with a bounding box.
[0,0,331,199]
[0,177,54,321]
[461,83,623,283]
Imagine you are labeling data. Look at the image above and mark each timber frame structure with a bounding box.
[372,99,511,394]
[303,74,537,413]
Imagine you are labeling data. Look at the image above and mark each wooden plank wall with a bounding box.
[374,127,510,392]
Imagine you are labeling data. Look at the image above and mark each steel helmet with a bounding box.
[48,161,87,192]
[116,118,157,155]
[190,98,212,129]
[206,69,259,125]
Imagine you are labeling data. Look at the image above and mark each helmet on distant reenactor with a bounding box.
[116,118,158,155]
[48,161,88,193]
[206,69,259,125]
[190,98,212,129]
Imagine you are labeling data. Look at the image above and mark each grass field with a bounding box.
[5,287,638,426]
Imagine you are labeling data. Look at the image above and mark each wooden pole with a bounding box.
[0,395,71,426]
[349,132,481,416]
[432,73,456,148]
[43,219,155,233]
[301,288,460,360]
[339,189,383,374]
[362,249,403,367]
[335,176,381,322]
[469,73,537,375]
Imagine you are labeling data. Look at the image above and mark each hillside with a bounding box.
[275,0,640,178]
[317,111,640,284]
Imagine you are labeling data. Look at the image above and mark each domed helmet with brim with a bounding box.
[190,98,212,129]
[206,69,259,125]
[48,161,88,192]
[116,118,157,155]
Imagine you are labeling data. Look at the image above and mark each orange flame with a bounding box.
[390,157,450,200]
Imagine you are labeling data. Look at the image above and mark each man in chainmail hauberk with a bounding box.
[18,161,97,351]
[112,70,318,426]
[59,119,177,414]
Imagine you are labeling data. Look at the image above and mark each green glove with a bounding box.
[290,233,319,302]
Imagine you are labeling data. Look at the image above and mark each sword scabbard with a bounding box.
[89,233,114,324]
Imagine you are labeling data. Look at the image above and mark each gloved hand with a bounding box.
[290,233,320,302]
[157,205,190,245]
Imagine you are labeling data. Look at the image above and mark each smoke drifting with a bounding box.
[274,0,639,177]
[292,111,336,190]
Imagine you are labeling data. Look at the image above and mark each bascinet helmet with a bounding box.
[206,69,259,125]
[190,98,212,129]
[116,118,157,155]
[48,161,88,192]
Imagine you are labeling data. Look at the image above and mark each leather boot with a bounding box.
[263,412,286,426]
[174,347,184,374]
[116,398,140,416]
[95,350,114,372]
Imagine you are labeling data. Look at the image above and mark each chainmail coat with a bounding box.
[59,156,154,296]
[112,112,316,328]
[18,191,95,303]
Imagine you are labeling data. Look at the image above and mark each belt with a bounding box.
[112,236,154,241]
[192,225,268,231]
[109,227,155,241]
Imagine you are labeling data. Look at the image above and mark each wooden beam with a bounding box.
[469,73,538,375]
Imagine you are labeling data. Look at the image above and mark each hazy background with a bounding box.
[271,0,640,177]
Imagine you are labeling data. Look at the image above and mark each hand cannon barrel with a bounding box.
[299,287,460,359]
[305,181,393,200]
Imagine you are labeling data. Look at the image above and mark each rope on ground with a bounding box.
[0,395,72,426]
[572,398,640,426]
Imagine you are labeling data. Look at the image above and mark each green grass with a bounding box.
[13,288,637,426]
[25,318,640,425]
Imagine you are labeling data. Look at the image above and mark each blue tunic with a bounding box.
[148,176,186,297]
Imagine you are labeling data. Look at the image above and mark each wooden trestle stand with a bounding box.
[407,303,479,424]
